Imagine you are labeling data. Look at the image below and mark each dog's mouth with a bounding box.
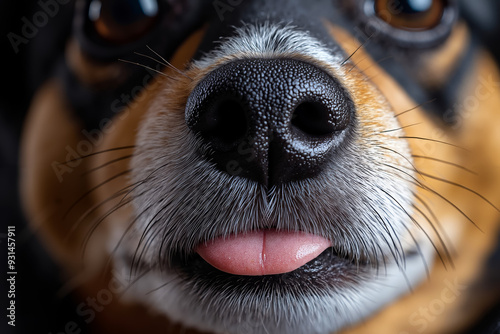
[195,229,333,276]
[121,224,376,306]
[181,246,363,288]
[163,227,377,288]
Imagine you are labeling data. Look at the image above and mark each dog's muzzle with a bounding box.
[183,58,355,276]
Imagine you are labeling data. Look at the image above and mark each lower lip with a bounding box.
[177,246,364,296]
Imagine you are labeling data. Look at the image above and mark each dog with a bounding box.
[19,0,500,333]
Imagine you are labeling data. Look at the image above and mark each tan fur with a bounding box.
[66,40,127,88]
[327,24,500,334]
[418,22,470,88]
[21,28,208,334]
[21,80,96,268]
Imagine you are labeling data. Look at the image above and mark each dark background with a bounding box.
[1,1,87,334]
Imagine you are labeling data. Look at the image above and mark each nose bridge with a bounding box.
[192,0,346,64]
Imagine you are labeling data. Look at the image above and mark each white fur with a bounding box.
[193,22,344,71]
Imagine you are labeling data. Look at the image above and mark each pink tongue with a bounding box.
[196,230,332,276]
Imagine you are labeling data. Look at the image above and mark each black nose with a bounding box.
[185,58,354,186]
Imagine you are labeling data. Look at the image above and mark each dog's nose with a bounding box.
[185,58,354,186]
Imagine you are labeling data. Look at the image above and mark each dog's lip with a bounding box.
[195,229,332,276]
[176,246,367,295]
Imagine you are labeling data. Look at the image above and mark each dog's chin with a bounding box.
[113,226,433,334]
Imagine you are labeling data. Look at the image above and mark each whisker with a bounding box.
[381,163,425,188]
[102,189,155,277]
[380,146,425,181]
[80,194,137,261]
[146,276,177,295]
[378,164,449,268]
[62,169,132,221]
[82,158,175,275]
[412,155,478,175]
[413,180,483,232]
[131,201,172,276]
[394,98,437,118]
[80,164,172,260]
[401,217,431,279]
[64,181,139,244]
[58,146,135,165]
[366,202,405,267]
[118,59,178,80]
[398,264,415,293]
[399,136,467,150]
[368,232,382,272]
[341,33,374,66]
[388,160,484,235]
[414,193,457,257]
[412,203,453,269]
[346,54,371,74]
[134,50,190,80]
[134,51,169,67]
[380,189,437,276]
[416,171,500,213]
[81,154,133,176]
[72,148,175,230]
[146,45,193,80]
[379,123,422,134]
[375,243,388,276]
[97,156,178,275]
[83,157,175,268]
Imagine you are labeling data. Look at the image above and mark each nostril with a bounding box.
[291,101,336,137]
[196,96,248,150]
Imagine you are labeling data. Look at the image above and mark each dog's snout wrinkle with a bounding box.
[185,58,354,186]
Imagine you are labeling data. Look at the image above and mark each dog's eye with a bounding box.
[361,0,457,48]
[374,0,445,31]
[88,0,159,44]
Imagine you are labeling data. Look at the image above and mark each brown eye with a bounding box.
[375,0,446,31]
[88,0,159,44]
